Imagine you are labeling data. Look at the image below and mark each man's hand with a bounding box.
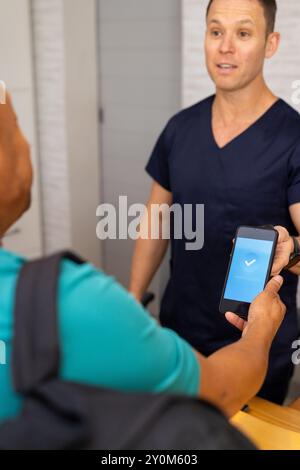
[226,275,286,342]
[198,276,286,417]
[271,226,294,275]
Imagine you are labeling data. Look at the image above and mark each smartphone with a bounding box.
[219,226,278,319]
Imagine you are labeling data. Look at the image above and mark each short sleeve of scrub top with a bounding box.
[145,118,177,192]
[288,139,300,206]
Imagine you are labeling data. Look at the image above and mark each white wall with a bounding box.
[97,0,182,311]
[31,0,71,252]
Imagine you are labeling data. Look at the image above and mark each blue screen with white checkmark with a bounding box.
[224,237,274,303]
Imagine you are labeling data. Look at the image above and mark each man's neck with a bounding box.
[213,78,278,126]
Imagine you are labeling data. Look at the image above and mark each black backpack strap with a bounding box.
[12,251,86,394]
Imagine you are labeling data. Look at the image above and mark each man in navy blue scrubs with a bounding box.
[130,0,300,404]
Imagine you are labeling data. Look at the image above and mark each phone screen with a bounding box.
[220,226,278,317]
[224,237,274,303]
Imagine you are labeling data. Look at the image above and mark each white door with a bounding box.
[97,0,181,313]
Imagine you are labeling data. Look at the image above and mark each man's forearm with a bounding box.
[129,183,173,301]
[198,328,271,417]
[129,237,169,301]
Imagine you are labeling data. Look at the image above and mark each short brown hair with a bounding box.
[206,0,277,35]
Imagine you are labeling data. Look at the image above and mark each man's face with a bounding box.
[205,0,271,92]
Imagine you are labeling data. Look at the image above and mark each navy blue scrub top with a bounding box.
[146,95,300,355]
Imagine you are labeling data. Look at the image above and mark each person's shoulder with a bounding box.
[59,257,113,296]
[58,257,149,320]
[278,99,300,140]
[280,99,300,120]
[166,95,214,130]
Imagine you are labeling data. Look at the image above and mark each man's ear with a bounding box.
[265,32,281,59]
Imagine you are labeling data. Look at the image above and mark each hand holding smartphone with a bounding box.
[219,226,278,319]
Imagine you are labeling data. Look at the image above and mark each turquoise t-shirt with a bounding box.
[0,248,200,422]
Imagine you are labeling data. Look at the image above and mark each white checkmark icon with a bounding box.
[245,259,256,267]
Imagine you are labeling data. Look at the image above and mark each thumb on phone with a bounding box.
[264,275,283,295]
